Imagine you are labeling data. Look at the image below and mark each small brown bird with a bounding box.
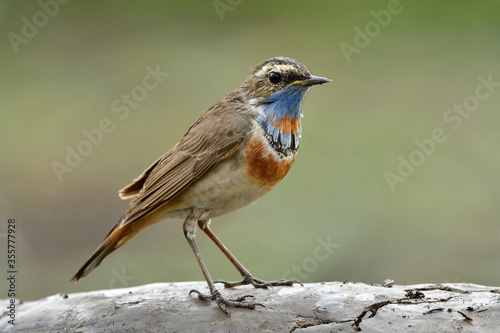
[71,57,330,315]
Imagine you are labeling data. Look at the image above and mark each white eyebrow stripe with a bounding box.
[254,65,269,78]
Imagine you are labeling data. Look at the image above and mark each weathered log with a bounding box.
[1,282,498,332]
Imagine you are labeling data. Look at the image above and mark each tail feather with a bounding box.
[70,224,136,283]
[70,239,118,283]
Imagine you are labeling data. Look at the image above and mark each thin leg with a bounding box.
[183,212,263,316]
[198,220,302,289]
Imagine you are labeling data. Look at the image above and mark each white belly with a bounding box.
[164,157,270,219]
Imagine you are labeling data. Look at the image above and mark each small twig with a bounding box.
[457,311,473,323]
[423,308,444,315]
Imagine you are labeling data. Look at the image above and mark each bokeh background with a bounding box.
[1,1,499,301]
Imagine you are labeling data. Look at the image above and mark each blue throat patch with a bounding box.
[257,86,307,157]
[259,85,306,122]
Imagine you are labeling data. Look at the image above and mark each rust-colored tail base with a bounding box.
[70,224,135,283]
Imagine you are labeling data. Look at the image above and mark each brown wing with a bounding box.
[118,157,162,199]
[118,104,253,226]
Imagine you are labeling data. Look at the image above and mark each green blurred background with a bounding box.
[1,1,500,301]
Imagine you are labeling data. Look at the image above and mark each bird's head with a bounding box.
[241,57,330,121]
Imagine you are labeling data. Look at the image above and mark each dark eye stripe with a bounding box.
[285,72,304,85]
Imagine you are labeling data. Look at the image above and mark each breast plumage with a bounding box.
[244,115,300,187]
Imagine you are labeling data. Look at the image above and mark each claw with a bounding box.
[215,274,302,289]
[189,289,212,301]
[272,279,304,287]
[214,279,244,288]
[189,288,264,316]
[231,294,255,302]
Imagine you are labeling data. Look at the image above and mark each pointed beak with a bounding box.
[291,75,332,87]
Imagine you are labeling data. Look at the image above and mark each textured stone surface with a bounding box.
[1,282,499,332]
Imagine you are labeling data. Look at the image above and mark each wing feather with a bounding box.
[118,104,252,225]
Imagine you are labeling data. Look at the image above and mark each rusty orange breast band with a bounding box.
[268,114,300,133]
[244,135,296,186]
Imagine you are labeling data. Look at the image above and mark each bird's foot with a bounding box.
[189,289,264,316]
[215,274,303,289]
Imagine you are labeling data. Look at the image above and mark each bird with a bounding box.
[71,57,330,315]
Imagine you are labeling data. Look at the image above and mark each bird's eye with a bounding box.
[269,72,281,84]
